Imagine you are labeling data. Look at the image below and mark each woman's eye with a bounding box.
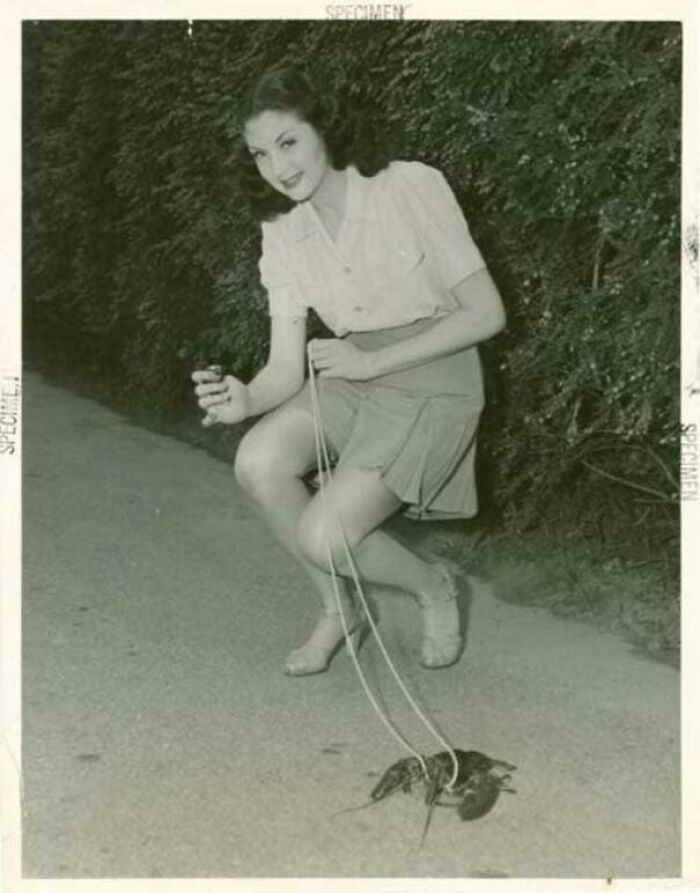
[281,139,296,150]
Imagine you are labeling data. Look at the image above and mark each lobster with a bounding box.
[337,749,516,844]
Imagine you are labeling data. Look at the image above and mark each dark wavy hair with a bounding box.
[233,66,392,223]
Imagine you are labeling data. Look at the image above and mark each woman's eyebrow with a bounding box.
[246,128,298,151]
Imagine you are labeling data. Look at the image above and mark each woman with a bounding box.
[193,67,505,676]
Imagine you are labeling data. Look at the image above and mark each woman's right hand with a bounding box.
[191,369,251,427]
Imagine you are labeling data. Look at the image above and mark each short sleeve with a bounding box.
[390,161,487,290]
[258,219,308,320]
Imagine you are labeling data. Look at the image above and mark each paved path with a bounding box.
[21,373,680,878]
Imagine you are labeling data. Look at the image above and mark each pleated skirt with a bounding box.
[308,316,485,521]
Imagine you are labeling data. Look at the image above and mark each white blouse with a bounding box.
[257,160,487,337]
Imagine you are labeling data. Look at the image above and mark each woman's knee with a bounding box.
[233,427,284,497]
[233,414,314,497]
[296,470,400,571]
[296,506,345,572]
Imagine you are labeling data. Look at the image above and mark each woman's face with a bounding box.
[243,109,331,202]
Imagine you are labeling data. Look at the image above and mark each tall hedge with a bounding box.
[23,20,681,545]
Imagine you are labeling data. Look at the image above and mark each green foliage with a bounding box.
[23,20,681,544]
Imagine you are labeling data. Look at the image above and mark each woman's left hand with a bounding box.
[308,338,376,381]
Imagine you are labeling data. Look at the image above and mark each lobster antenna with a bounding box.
[330,799,380,819]
[419,799,437,847]
[307,353,460,791]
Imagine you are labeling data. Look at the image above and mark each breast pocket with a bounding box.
[360,222,426,289]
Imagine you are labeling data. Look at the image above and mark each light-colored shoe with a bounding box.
[418,563,463,669]
[284,611,368,677]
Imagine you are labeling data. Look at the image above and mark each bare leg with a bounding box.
[297,468,463,668]
[233,389,352,619]
[235,390,460,671]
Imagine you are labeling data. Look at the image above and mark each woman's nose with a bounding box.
[269,154,287,178]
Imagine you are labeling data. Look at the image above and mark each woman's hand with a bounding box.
[307,338,376,381]
[191,369,251,427]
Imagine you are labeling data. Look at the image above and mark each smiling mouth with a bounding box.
[281,173,303,189]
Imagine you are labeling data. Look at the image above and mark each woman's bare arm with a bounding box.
[245,315,308,416]
[308,268,506,382]
[194,315,307,424]
[368,268,506,378]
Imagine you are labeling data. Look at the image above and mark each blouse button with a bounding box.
[353,305,363,312]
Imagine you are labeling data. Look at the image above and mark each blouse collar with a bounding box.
[290,163,379,243]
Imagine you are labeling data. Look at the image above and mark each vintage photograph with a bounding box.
[7,8,691,883]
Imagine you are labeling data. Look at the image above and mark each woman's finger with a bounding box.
[195,381,227,398]
[192,369,222,384]
[308,339,337,357]
[199,393,230,409]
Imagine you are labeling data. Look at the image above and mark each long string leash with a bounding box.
[306,351,460,792]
